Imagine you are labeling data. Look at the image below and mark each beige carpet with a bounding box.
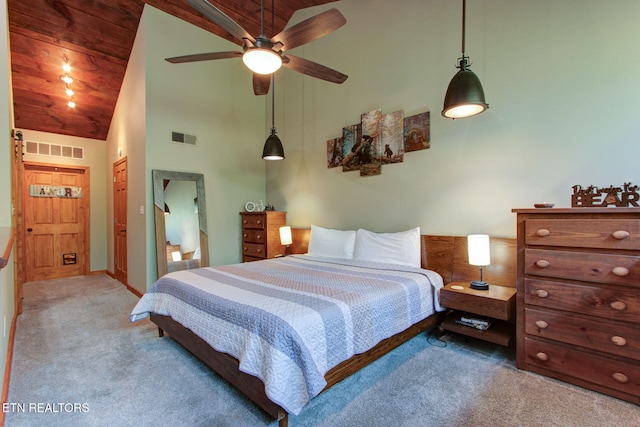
[5,274,640,426]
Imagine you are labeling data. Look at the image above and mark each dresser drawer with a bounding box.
[525,307,640,361]
[242,229,266,244]
[525,248,640,288]
[525,219,640,250]
[524,278,640,323]
[243,243,266,258]
[524,337,640,396]
[242,215,266,229]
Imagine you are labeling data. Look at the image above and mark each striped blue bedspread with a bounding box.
[130,255,444,415]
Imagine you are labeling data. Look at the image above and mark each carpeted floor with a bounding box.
[5,275,640,426]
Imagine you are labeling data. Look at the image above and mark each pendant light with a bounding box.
[262,74,285,160]
[442,0,488,119]
[262,0,284,160]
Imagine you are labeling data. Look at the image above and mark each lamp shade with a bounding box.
[468,234,490,266]
[442,65,488,119]
[279,226,293,246]
[262,129,285,160]
[243,48,282,75]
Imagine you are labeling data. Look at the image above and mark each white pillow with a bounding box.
[308,225,356,259]
[353,227,421,268]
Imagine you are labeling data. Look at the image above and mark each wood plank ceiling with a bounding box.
[7,0,336,140]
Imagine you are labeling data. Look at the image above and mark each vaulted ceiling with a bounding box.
[7,0,336,141]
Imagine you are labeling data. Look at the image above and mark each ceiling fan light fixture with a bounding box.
[243,48,282,75]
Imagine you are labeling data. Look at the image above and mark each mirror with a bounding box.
[152,170,209,278]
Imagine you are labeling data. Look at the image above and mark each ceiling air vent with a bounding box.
[171,131,196,146]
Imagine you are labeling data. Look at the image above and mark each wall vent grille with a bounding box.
[25,141,84,159]
[172,131,197,145]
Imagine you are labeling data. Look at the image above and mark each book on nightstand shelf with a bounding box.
[455,313,492,331]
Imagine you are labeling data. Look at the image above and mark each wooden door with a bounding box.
[23,163,89,281]
[113,158,128,285]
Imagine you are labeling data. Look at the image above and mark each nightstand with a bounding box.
[439,282,517,346]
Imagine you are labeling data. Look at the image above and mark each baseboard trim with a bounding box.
[1,312,18,427]
[88,269,107,276]
[105,270,143,298]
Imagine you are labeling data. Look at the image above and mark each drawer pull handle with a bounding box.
[611,336,628,347]
[243,247,248,252]
[535,260,551,268]
[257,220,262,225]
[612,266,629,277]
[612,230,630,240]
[256,234,262,239]
[536,228,550,237]
[612,372,629,384]
[243,233,248,238]
[535,289,549,298]
[535,320,548,329]
[610,301,627,311]
[535,352,549,361]
[243,220,248,225]
[257,249,262,253]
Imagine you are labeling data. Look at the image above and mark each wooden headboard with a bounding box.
[290,229,516,288]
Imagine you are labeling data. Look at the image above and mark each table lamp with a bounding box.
[279,226,292,255]
[468,234,490,290]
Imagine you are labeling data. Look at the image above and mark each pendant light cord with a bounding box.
[270,0,275,130]
[461,0,466,56]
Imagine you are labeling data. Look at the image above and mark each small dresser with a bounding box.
[512,207,640,404]
[240,211,287,262]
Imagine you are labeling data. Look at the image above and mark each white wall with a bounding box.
[18,130,108,272]
[144,6,266,279]
[105,9,148,293]
[106,6,267,290]
[267,0,640,238]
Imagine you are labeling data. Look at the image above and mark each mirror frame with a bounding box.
[152,169,209,278]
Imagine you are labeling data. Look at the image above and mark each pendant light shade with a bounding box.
[262,128,285,160]
[442,0,488,119]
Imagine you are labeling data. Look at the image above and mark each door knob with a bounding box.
[27,228,33,232]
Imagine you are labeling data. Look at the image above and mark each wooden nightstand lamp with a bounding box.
[439,282,516,346]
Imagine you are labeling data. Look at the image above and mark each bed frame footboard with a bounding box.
[150,312,441,425]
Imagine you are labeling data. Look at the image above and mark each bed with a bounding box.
[130,228,516,426]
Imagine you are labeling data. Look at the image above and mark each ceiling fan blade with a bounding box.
[187,0,254,44]
[165,51,242,64]
[283,55,348,84]
[272,8,346,51]
[253,73,271,96]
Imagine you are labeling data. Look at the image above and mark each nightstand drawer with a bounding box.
[524,337,640,396]
[525,248,640,288]
[524,278,640,323]
[439,283,516,321]
[525,307,640,361]
[524,219,640,250]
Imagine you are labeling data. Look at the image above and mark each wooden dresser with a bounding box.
[240,211,286,262]
[512,208,640,404]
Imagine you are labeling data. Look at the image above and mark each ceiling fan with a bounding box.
[166,0,348,95]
